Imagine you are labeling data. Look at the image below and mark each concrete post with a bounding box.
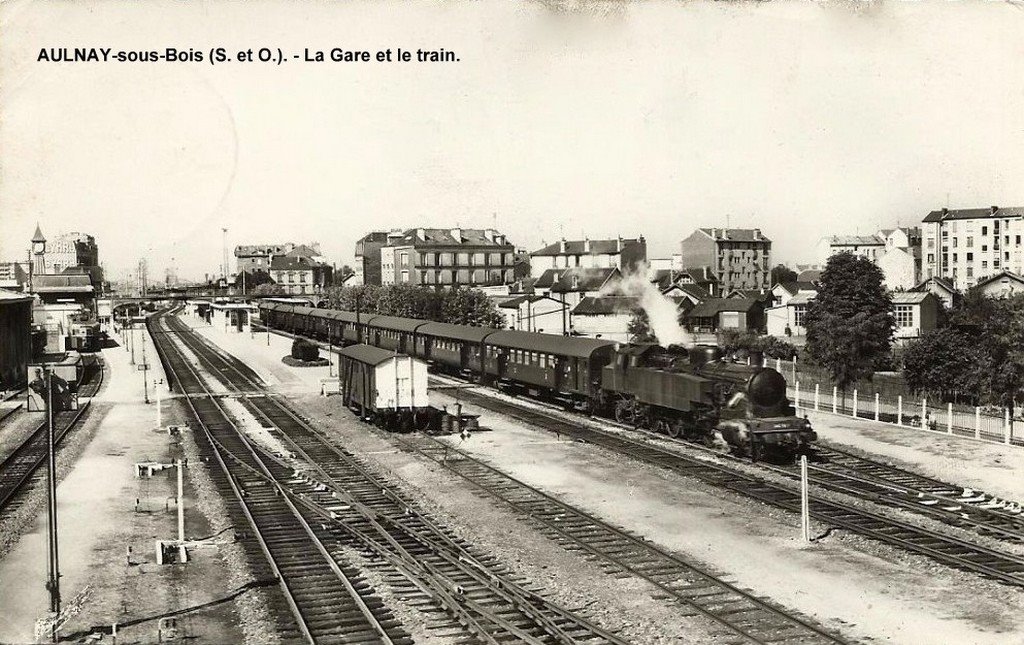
[156,381,162,429]
[897,395,903,426]
[852,389,858,418]
[832,386,837,414]
[874,393,879,421]
[795,382,801,410]
[800,455,810,543]
[947,402,953,434]
[922,398,927,430]
[975,407,981,440]
[776,358,781,371]
[814,384,820,411]
[176,459,186,563]
[1006,409,1012,445]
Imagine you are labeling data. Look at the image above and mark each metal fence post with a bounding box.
[897,395,903,426]
[814,384,820,411]
[776,358,781,371]
[852,389,858,418]
[1005,409,1012,445]
[795,382,801,410]
[832,386,837,414]
[947,402,953,434]
[874,393,879,421]
[975,407,981,440]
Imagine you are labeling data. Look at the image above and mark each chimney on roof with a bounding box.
[941,207,948,217]
[451,227,462,242]
[616,236,622,252]
[991,205,999,214]
[416,228,425,241]
[584,237,591,253]
[572,274,580,290]
[559,238,566,253]
[753,229,761,240]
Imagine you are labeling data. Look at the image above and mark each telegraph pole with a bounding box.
[45,368,61,638]
[141,330,150,404]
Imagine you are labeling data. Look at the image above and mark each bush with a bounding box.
[291,338,320,362]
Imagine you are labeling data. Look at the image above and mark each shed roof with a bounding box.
[417,321,497,343]
[365,315,427,333]
[686,298,763,318]
[0,288,32,304]
[912,276,956,293]
[572,296,640,315]
[485,329,616,358]
[974,271,1024,290]
[31,275,94,293]
[338,343,405,366]
[890,291,934,304]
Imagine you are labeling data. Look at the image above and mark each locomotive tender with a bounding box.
[258,302,816,460]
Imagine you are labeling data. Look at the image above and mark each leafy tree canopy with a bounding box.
[325,284,505,328]
[770,264,798,286]
[804,252,894,392]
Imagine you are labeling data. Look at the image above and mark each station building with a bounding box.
[0,289,33,390]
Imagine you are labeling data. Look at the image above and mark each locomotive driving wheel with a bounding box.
[614,399,636,425]
[667,420,684,438]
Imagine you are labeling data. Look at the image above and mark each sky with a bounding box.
[3,0,1024,283]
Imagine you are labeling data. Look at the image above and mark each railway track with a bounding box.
[151,310,413,644]
[184,317,853,644]
[155,311,629,644]
[438,382,1024,589]
[0,355,105,513]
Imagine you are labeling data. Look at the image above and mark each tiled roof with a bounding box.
[666,283,710,301]
[913,276,956,293]
[533,269,561,289]
[285,245,320,258]
[698,228,772,243]
[0,288,32,303]
[31,274,93,292]
[890,291,934,304]
[270,256,323,271]
[686,297,763,318]
[531,238,642,257]
[550,267,620,293]
[572,296,640,315]
[974,271,1024,289]
[788,293,816,305]
[923,206,1024,223]
[391,228,513,247]
[830,235,884,246]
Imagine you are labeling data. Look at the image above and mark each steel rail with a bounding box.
[166,312,631,645]
[444,384,1024,587]
[0,356,105,512]
[149,311,404,645]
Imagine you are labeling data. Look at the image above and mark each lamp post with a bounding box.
[140,327,150,404]
[29,366,61,641]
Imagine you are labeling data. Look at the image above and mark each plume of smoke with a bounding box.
[604,263,694,347]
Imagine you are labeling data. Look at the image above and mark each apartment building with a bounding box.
[921,206,1024,290]
[678,228,771,292]
[530,237,646,275]
[377,228,516,288]
[823,227,922,290]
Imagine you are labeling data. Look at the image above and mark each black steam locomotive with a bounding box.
[257,302,816,461]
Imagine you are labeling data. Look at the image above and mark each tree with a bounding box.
[902,327,989,404]
[770,264,798,286]
[804,252,894,402]
[253,282,286,296]
[324,284,505,328]
[627,310,657,343]
[235,269,274,290]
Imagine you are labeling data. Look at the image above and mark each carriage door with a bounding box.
[497,350,508,377]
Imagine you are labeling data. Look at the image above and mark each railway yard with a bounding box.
[1,308,1023,644]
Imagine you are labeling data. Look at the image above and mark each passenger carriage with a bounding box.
[363,315,426,354]
[413,322,495,375]
[483,330,616,404]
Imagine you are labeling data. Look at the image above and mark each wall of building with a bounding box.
[923,214,1024,290]
[0,299,32,388]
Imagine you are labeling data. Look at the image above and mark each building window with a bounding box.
[952,253,957,263]
[952,238,958,248]
[982,261,988,269]
[982,226,988,235]
[489,252,501,266]
[439,253,453,266]
[966,253,973,262]
[401,270,410,283]
[966,236,973,248]
[793,305,806,328]
[982,245,988,252]
[423,252,436,266]
[967,267,974,278]
[473,252,485,266]
[457,252,469,265]
[894,305,914,328]
[926,239,934,249]
[927,253,935,264]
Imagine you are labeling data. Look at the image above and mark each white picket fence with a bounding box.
[786,379,1019,447]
